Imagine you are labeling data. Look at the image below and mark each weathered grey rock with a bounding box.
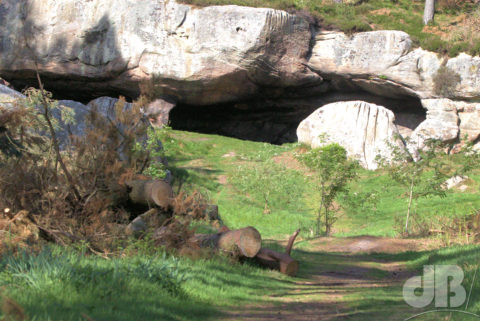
[446,54,480,100]
[308,30,480,100]
[297,101,405,169]
[0,84,24,110]
[0,77,11,88]
[0,88,167,173]
[456,101,480,143]
[145,98,176,127]
[443,175,468,190]
[409,99,460,151]
[0,0,320,105]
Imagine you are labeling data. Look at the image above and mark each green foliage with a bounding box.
[433,65,461,97]
[378,138,460,234]
[22,87,75,132]
[296,143,359,236]
[137,129,480,238]
[230,159,305,214]
[135,126,170,179]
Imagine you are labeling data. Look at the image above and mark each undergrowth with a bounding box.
[0,243,293,321]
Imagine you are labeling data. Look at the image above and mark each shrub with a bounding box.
[433,65,461,97]
[0,86,163,251]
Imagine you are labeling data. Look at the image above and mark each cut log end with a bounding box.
[237,227,262,257]
[194,226,262,258]
[127,179,173,209]
[218,226,262,258]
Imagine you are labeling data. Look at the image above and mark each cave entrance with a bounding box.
[169,92,426,144]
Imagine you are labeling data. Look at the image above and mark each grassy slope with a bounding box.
[2,130,480,320]
[163,130,480,238]
[180,0,480,57]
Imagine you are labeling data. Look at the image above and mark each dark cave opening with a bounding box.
[169,91,426,144]
[3,73,138,104]
[4,75,427,145]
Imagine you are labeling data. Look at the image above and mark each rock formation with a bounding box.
[308,30,480,100]
[297,101,405,169]
[0,0,320,104]
[1,0,480,164]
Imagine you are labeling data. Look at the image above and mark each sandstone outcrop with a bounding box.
[0,0,320,104]
[297,101,405,169]
[1,1,480,159]
[407,99,480,152]
[308,30,480,100]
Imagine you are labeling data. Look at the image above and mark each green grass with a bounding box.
[2,231,478,320]
[179,0,480,57]
[159,129,315,238]
[365,245,480,320]
[157,129,480,238]
[0,245,295,321]
[4,129,479,320]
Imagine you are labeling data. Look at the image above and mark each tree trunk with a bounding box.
[405,176,415,235]
[194,226,262,257]
[325,205,331,236]
[127,179,174,209]
[423,0,435,25]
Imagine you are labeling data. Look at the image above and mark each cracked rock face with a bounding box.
[297,101,405,170]
[1,1,480,161]
[408,99,480,152]
[308,30,480,100]
[0,0,320,104]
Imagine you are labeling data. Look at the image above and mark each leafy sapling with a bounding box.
[297,143,359,236]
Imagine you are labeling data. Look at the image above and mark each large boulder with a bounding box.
[0,84,24,110]
[297,101,405,169]
[308,30,480,100]
[0,0,320,104]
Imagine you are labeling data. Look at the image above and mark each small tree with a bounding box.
[379,137,453,235]
[297,144,358,236]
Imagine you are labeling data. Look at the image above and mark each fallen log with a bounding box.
[193,226,262,257]
[192,226,299,276]
[126,179,173,209]
[254,229,300,277]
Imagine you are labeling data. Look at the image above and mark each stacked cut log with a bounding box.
[193,226,300,277]
[126,179,174,210]
[125,177,300,276]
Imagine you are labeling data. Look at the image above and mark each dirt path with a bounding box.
[223,236,441,321]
